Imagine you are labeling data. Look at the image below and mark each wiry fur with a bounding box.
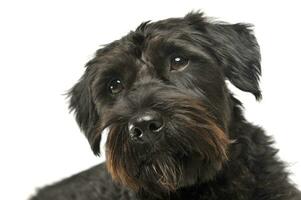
[30,12,301,200]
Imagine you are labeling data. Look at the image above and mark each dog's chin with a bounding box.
[133,152,223,194]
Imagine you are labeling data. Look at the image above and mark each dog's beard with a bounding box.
[94,92,230,195]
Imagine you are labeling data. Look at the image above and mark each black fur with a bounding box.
[31,12,301,200]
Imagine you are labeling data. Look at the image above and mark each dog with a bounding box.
[31,12,301,200]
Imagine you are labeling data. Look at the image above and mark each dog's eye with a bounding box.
[170,55,189,71]
[108,78,124,94]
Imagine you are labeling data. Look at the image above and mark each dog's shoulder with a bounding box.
[30,163,136,200]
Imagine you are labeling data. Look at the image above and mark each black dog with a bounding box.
[31,12,301,200]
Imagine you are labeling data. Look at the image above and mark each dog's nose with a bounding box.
[128,111,164,141]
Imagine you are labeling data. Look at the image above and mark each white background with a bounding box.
[0,0,300,199]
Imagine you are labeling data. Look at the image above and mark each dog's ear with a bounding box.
[68,70,100,154]
[186,12,262,100]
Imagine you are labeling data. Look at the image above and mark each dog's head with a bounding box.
[68,12,261,195]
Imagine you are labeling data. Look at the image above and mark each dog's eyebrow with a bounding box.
[164,38,212,60]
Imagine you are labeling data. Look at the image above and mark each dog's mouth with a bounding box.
[135,151,185,176]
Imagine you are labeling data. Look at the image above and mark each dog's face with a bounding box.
[69,12,261,195]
